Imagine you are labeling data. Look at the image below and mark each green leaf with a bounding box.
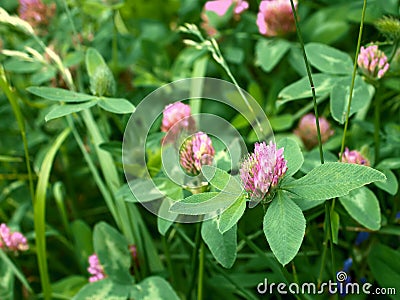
[277,74,339,105]
[374,168,398,195]
[263,190,306,266]
[339,187,381,230]
[45,101,97,121]
[169,192,239,215]
[0,255,14,300]
[201,219,237,268]
[130,276,180,300]
[122,177,182,203]
[305,43,353,75]
[270,114,294,131]
[27,87,96,102]
[52,276,87,298]
[368,243,400,300]
[330,76,375,124]
[73,278,130,300]
[218,194,246,234]
[284,162,386,201]
[71,220,93,272]
[255,39,291,72]
[34,128,70,300]
[157,215,174,236]
[376,157,400,170]
[4,59,42,73]
[277,137,303,176]
[201,165,243,194]
[97,98,135,114]
[0,249,31,294]
[93,222,132,284]
[300,149,338,173]
[330,210,339,244]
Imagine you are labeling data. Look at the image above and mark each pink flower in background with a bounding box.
[161,102,195,132]
[204,0,249,16]
[357,45,390,79]
[0,223,29,252]
[294,114,334,150]
[18,0,56,29]
[257,0,297,37]
[340,148,370,166]
[179,132,215,175]
[161,102,195,143]
[240,141,287,201]
[87,254,106,282]
[201,0,249,36]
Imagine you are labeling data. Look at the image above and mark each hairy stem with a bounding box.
[290,0,324,164]
[339,0,367,161]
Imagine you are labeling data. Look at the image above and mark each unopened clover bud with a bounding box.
[90,66,116,97]
[179,132,215,176]
[294,114,334,150]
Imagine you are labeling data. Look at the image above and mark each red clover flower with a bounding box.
[240,141,287,201]
[357,45,390,79]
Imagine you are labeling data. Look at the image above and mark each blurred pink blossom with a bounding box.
[161,102,195,143]
[257,0,297,37]
[87,254,106,282]
[201,0,249,36]
[18,0,56,29]
[340,148,370,166]
[294,114,334,150]
[0,223,29,252]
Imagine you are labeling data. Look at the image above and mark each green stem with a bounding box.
[374,93,383,162]
[190,56,208,115]
[187,223,202,298]
[317,235,329,288]
[290,0,324,165]
[66,116,120,225]
[339,0,367,161]
[197,241,205,300]
[112,11,119,68]
[175,226,257,300]
[162,234,175,285]
[0,66,35,202]
[388,39,399,63]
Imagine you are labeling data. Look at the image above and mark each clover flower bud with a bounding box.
[294,114,334,150]
[87,254,106,282]
[179,132,215,176]
[0,223,29,252]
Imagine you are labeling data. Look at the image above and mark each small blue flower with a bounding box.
[355,232,370,246]
[343,258,353,272]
